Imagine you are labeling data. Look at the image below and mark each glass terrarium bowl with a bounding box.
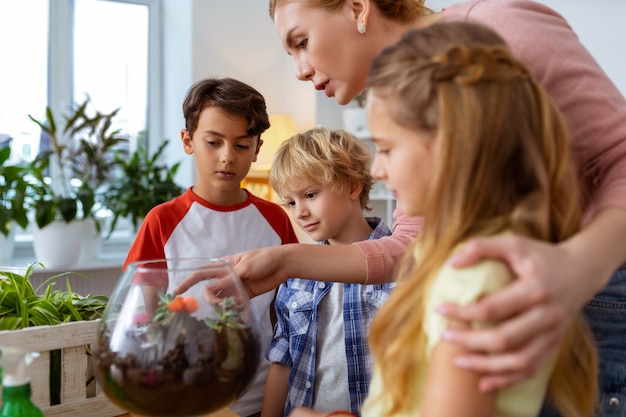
[93,258,261,417]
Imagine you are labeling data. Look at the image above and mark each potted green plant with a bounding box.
[102,140,184,237]
[27,96,128,228]
[0,263,116,415]
[0,146,30,262]
[26,97,128,266]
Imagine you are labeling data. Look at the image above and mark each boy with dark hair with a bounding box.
[125,77,298,417]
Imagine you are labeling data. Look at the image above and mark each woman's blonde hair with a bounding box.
[270,126,373,210]
[268,0,430,22]
[367,22,598,417]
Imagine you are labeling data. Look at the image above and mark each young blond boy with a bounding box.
[261,127,394,417]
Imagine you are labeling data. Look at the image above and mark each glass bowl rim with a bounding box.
[125,257,232,273]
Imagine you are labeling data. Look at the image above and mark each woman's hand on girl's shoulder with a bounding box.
[436,233,582,392]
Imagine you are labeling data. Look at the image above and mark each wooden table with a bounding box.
[119,408,237,417]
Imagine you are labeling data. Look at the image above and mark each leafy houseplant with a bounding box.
[26,96,129,229]
[0,146,29,237]
[103,140,184,236]
[352,89,367,108]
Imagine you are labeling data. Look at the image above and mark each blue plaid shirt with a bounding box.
[267,217,395,416]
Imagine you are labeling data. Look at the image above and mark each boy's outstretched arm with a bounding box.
[262,363,291,417]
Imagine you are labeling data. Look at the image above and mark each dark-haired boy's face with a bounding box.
[181,106,262,206]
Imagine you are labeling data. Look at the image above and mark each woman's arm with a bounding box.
[175,205,421,297]
[215,208,422,297]
[222,243,368,297]
[439,206,626,391]
[352,207,422,283]
[173,243,366,297]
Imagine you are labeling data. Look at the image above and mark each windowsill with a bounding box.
[4,235,132,297]
[8,232,132,273]
[10,253,126,273]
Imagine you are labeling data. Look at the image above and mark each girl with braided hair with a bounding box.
[288,21,599,417]
[362,21,597,417]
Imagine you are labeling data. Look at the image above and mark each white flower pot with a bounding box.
[79,218,103,263]
[0,222,17,264]
[33,221,85,269]
[342,107,369,137]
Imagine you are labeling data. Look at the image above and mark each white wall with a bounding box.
[162,0,194,186]
[191,0,315,123]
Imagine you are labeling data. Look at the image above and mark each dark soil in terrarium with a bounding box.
[95,317,260,417]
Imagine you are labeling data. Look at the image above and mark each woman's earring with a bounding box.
[357,23,366,34]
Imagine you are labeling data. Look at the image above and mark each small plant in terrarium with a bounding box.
[153,293,200,323]
[94,258,261,417]
[204,296,247,331]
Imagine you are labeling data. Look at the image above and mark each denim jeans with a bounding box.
[540,263,626,417]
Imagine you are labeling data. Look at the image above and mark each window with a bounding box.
[0,0,162,260]
[0,0,160,161]
[0,0,49,162]
[73,0,150,151]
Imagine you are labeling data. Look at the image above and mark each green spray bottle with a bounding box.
[0,346,45,417]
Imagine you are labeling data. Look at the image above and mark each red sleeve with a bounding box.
[249,194,299,244]
[123,190,193,269]
[123,211,167,270]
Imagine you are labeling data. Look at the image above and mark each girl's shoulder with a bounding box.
[431,232,516,304]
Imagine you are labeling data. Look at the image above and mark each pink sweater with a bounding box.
[354,0,626,282]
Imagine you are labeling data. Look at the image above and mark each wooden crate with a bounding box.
[0,320,125,417]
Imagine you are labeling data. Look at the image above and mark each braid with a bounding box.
[432,44,532,85]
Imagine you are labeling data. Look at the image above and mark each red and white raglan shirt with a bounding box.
[124,187,298,417]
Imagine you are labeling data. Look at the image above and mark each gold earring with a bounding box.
[357,23,366,34]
